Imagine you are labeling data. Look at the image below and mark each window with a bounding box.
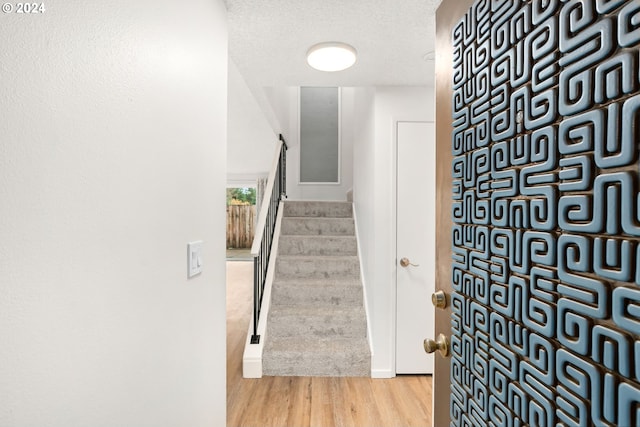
[299,87,340,184]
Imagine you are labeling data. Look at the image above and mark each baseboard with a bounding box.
[351,204,374,360]
[241,203,285,378]
[371,369,395,379]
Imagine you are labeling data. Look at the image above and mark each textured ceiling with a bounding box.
[226,0,442,89]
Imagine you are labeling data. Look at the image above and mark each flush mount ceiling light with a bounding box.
[306,42,357,72]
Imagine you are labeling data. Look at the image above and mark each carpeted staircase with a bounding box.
[263,201,371,377]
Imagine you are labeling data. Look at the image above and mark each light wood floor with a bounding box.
[226,261,433,427]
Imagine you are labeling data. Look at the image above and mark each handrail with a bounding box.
[250,134,287,344]
[250,134,286,256]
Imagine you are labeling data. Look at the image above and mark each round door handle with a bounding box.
[432,290,447,308]
[399,257,419,268]
[424,333,450,357]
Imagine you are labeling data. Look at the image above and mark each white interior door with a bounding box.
[396,121,436,374]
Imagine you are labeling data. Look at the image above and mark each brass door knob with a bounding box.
[399,257,419,267]
[423,333,450,357]
[432,290,447,308]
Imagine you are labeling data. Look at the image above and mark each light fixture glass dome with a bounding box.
[306,42,357,72]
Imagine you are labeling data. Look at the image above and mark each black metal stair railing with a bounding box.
[250,134,287,344]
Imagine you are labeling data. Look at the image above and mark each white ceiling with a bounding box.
[226,0,442,89]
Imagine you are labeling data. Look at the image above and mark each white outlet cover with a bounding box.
[187,241,203,278]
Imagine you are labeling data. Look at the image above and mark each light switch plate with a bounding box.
[187,241,203,278]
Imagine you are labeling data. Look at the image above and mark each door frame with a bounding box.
[391,117,436,377]
[434,0,476,426]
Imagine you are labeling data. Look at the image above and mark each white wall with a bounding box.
[227,59,278,186]
[0,1,228,426]
[352,86,434,377]
[281,87,354,201]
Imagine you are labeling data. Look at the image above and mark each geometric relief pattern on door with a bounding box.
[450,1,640,426]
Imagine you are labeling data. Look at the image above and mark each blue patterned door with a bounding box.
[444,0,640,426]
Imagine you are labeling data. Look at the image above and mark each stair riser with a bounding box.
[276,258,360,279]
[281,218,355,236]
[268,315,367,338]
[270,285,363,306]
[278,236,357,256]
[284,202,353,218]
[263,353,370,377]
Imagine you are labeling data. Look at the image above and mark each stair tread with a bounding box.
[263,335,370,377]
[283,202,353,218]
[278,235,357,255]
[282,216,353,220]
[269,304,365,316]
[270,280,363,307]
[280,217,355,236]
[276,256,359,280]
[280,234,355,239]
[273,278,362,286]
[265,335,369,353]
[277,254,359,260]
[267,304,367,338]
[284,201,352,207]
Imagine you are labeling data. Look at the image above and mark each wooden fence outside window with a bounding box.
[226,205,256,249]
